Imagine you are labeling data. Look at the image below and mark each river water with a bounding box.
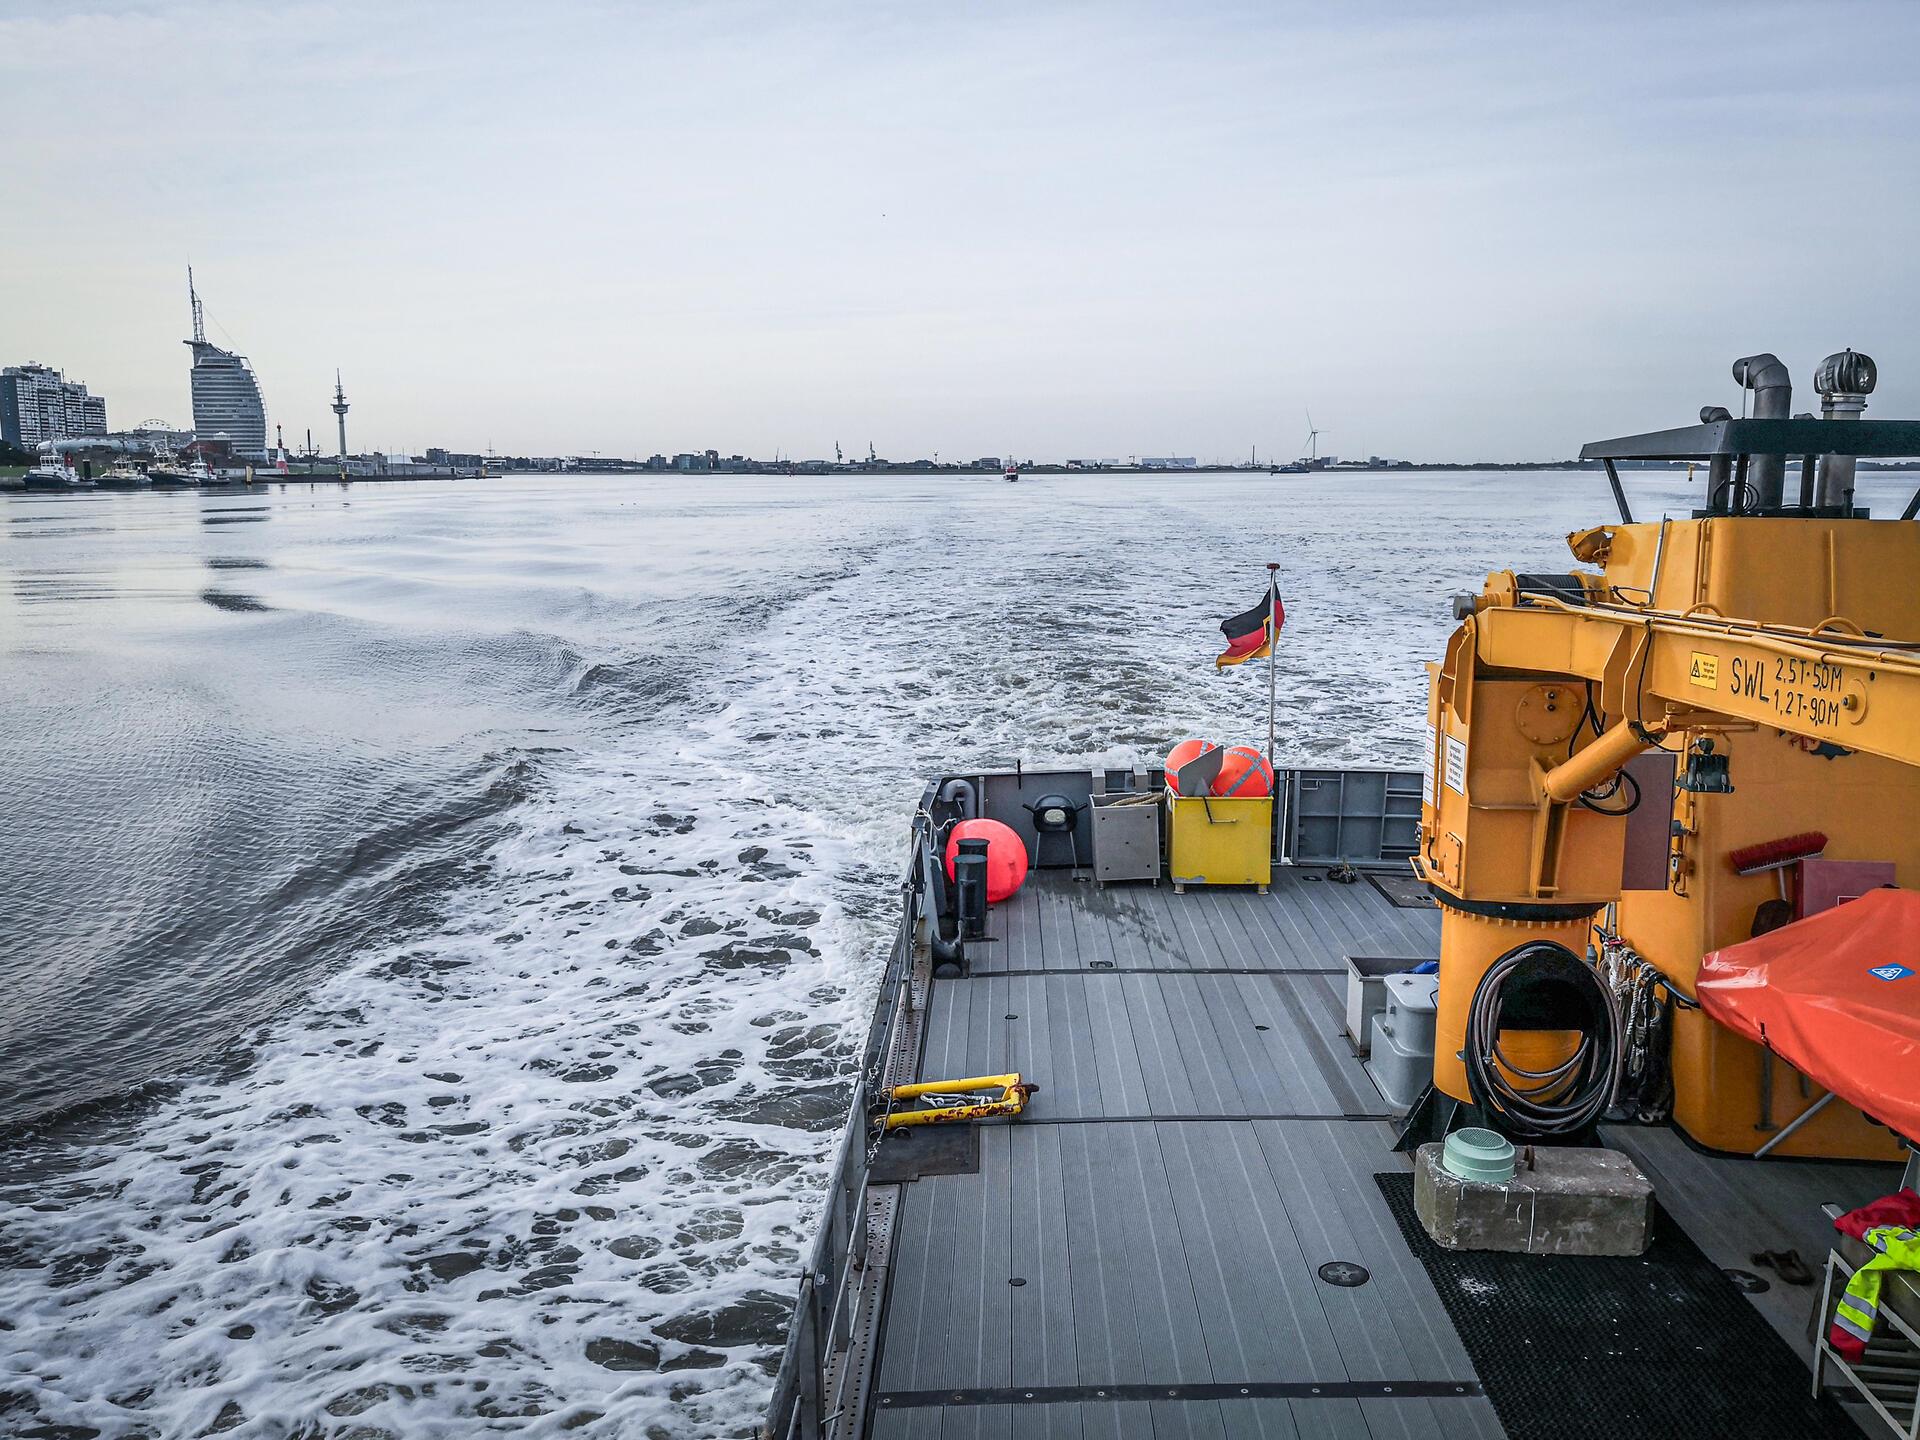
[4,467,1896,1437]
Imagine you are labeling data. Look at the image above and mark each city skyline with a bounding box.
[5,1,1920,461]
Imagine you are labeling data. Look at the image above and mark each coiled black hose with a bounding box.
[1464,940,1620,1139]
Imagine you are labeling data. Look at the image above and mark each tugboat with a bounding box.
[767,349,1920,1440]
[148,451,195,488]
[21,453,90,490]
[96,460,153,489]
[1004,455,1019,483]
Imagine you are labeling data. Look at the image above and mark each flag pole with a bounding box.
[1264,562,1280,777]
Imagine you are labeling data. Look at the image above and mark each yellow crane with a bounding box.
[1418,351,1920,1158]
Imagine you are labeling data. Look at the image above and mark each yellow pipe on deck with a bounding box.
[883,1073,1036,1130]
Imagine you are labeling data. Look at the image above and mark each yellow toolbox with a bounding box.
[1167,793,1273,890]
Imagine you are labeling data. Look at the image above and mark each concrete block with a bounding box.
[1413,1142,1653,1257]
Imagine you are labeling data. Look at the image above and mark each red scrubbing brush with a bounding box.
[1728,832,1828,901]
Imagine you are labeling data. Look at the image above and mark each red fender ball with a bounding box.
[1212,745,1274,797]
[944,818,1030,904]
[1163,738,1219,795]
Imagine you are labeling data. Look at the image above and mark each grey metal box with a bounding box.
[1365,973,1438,1112]
[1091,792,1161,885]
[1344,954,1429,1055]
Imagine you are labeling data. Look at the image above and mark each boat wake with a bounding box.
[0,475,1631,1437]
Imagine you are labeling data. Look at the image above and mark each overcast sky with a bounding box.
[4,1,1918,462]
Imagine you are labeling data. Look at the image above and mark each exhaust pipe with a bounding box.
[1732,354,1791,507]
[936,777,979,820]
[1700,406,1733,505]
[1814,350,1876,511]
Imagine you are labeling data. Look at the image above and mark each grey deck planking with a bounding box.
[918,972,1375,1118]
[870,1399,1508,1440]
[871,1395,1506,1439]
[876,1123,1497,1413]
[966,870,1439,976]
[875,871,1483,1438]
[922,870,1421,1120]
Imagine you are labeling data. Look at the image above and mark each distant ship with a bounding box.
[1004,456,1019,483]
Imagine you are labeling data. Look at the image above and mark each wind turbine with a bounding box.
[1301,409,1325,464]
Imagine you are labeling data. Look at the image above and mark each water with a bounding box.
[4,467,1898,1437]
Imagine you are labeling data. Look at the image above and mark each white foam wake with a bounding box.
[1,473,1675,1437]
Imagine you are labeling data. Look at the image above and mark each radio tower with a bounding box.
[331,371,350,459]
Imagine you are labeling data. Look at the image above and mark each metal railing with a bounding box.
[763,808,930,1440]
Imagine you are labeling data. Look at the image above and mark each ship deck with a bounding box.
[862,869,1891,1440]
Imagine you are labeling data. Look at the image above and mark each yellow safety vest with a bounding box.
[1833,1224,1920,1355]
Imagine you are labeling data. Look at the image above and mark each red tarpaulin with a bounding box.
[1697,886,1920,1141]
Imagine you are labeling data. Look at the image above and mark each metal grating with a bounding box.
[826,1185,899,1440]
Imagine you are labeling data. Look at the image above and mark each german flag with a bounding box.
[1216,581,1283,669]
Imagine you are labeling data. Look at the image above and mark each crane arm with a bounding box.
[1473,600,1920,771]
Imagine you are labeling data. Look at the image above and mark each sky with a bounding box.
[3,0,1919,462]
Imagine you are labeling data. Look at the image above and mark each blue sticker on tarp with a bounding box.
[1869,964,1912,982]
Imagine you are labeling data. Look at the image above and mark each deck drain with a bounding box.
[1723,1267,1770,1294]
[1088,960,1115,970]
[1005,1013,1019,1020]
[1009,1276,1026,1286]
[1318,1260,1371,1288]
[1254,1024,1270,1031]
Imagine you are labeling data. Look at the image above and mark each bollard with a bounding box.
[954,838,989,939]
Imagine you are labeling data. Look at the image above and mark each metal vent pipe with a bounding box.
[1732,353,1791,507]
[1700,406,1733,506]
[1815,349,1876,510]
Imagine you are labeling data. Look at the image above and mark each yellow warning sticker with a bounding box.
[1689,651,1719,688]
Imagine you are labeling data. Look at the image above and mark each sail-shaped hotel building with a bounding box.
[184,270,267,456]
